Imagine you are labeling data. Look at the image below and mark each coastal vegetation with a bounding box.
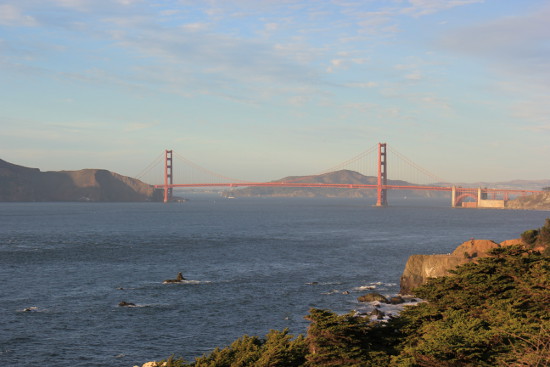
[148,220,550,367]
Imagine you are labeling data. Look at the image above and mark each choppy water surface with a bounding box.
[0,196,547,366]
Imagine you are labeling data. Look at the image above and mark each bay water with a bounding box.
[1,196,548,366]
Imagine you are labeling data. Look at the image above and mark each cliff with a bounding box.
[506,191,550,210]
[400,238,524,294]
[0,158,162,202]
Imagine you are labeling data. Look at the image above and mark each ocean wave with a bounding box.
[353,296,423,322]
[162,279,212,285]
[353,285,377,291]
[17,306,43,313]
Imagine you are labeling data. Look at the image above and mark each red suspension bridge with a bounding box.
[136,143,545,207]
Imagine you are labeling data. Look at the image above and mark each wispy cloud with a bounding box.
[0,4,38,26]
[402,0,484,17]
[405,71,422,80]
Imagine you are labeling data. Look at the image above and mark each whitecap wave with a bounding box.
[17,307,41,313]
[162,279,211,285]
[353,285,377,291]
[353,296,424,322]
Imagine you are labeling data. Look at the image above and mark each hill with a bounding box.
[223,170,446,198]
[0,159,162,202]
[451,178,550,191]
[507,191,550,210]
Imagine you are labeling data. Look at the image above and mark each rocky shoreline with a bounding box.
[399,237,531,294]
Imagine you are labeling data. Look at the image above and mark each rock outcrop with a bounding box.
[163,272,186,284]
[357,292,389,303]
[400,239,523,294]
[0,158,162,202]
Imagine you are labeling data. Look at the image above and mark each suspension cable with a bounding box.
[173,152,249,183]
[387,145,453,186]
[319,144,378,174]
[135,152,164,180]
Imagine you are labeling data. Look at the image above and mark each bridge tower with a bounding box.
[163,149,173,203]
[375,142,388,207]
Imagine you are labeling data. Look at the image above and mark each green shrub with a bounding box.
[521,229,539,245]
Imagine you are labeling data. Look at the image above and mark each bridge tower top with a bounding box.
[164,149,173,203]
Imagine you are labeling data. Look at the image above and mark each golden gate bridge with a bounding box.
[136,143,545,207]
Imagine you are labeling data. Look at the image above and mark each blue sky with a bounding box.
[0,0,548,184]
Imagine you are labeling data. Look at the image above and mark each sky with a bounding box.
[0,0,549,184]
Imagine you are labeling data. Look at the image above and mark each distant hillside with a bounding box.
[450,179,550,191]
[223,170,447,198]
[507,191,550,210]
[0,159,162,202]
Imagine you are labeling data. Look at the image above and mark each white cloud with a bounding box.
[402,0,484,17]
[326,58,345,73]
[405,71,422,80]
[355,10,397,35]
[181,22,210,32]
[0,4,38,26]
[344,82,378,88]
[264,22,278,32]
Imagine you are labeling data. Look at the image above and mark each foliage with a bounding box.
[304,308,398,366]
[538,218,550,247]
[521,218,550,255]
[521,229,539,245]
[167,329,307,367]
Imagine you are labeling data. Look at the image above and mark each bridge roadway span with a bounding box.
[154,182,543,208]
[155,182,542,194]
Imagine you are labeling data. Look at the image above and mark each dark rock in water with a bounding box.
[163,272,186,284]
[118,301,136,307]
[306,282,319,285]
[370,308,385,319]
[357,292,389,303]
[389,296,405,304]
[342,290,350,295]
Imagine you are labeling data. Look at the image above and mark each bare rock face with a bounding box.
[400,254,468,295]
[400,239,523,294]
[451,239,500,258]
